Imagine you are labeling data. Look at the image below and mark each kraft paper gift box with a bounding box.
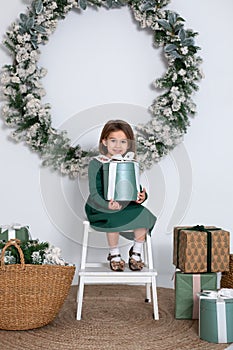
[221,254,233,288]
[173,225,230,273]
[0,224,30,242]
[103,159,140,201]
[199,289,233,343]
[175,271,217,319]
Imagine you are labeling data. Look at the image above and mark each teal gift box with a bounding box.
[103,160,140,201]
[199,290,233,343]
[175,271,217,319]
[0,225,30,242]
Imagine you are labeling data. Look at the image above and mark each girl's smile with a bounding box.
[102,130,129,158]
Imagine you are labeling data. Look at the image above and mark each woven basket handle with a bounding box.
[0,239,25,270]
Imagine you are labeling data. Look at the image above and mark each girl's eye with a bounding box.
[108,138,128,145]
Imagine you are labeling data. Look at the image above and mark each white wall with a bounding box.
[1,0,233,288]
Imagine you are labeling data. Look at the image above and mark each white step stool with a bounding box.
[76,220,159,320]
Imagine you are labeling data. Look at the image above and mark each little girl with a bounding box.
[85,119,156,272]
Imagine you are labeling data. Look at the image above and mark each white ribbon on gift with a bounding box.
[199,289,233,343]
[107,162,118,200]
[217,298,227,343]
[0,223,31,240]
[107,153,140,200]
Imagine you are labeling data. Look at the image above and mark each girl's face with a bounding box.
[102,130,129,158]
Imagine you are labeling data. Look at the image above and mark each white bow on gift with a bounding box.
[200,289,233,300]
[111,152,135,161]
[95,152,135,163]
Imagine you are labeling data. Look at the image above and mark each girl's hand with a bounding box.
[135,188,146,204]
[108,199,122,210]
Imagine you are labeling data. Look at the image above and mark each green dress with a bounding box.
[85,158,156,238]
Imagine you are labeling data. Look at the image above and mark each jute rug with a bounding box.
[0,285,230,350]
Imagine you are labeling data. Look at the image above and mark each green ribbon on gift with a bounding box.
[176,225,221,273]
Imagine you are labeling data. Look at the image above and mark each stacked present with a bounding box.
[173,225,230,320]
[175,271,217,319]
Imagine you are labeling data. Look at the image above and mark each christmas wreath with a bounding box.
[0,0,203,177]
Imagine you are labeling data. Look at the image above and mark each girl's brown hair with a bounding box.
[99,119,136,155]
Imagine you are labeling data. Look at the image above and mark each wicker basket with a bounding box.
[0,239,75,330]
[221,254,233,288]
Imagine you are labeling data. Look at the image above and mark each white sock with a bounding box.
[109,247,121,262]
[132,241,144,261]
